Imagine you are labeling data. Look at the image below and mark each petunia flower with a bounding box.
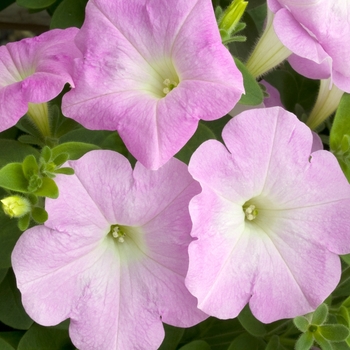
[61,0,244,170]
[0,28,81,134]
[246,1,350,92]
[12,150,207,349]
[185,106,350,323]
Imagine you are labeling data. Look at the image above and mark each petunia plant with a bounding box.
[1,0,350,349]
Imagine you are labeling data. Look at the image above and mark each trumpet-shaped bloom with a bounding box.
[62,0,244,170]
[0,28,81,132]
[186,107,350,323]
[268,0,350,92]
[12,150,207,349]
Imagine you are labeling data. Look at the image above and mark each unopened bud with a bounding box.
[218,0,248,35]
[1,195,31,218]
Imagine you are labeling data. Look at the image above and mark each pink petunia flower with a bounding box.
[0,28,80,132]
[62,0,244,170]
[186,106,350,323]
[12,150,207,349]
[247,1,350,91]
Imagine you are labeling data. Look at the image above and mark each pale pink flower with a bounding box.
[0,28,80,132]
[62,0,244,170]
[186,106,350,323]
[268,0,350,92]
[12,150,207,349]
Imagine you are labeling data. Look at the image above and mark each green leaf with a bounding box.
[175,122,216,164]
[237,304,267,337]
[17,323,75,350]
[314,332,333,350]
[0,268,8,285]
[16,0,56,9]
[33,177,59,198]
[179,340,211,350]
[341,254,350,266]
[31,207,48,223]
[294,316,310,333]
[179,316,244,350]
[0,337,15,350]
[234,57,264,105]
[0,269,33,330]
[0,210,22,268]
[51,142,100,161]
[312,304,329,325]
[0,163,29,193]
[50,0,88,29]
[22,155,39,179]
[0,332,25,349]
[40,146,52,164]
[265,335,287,350]
[295,332,314,350]
[54,167,74,175]
[320,325,350,342]
[52,153,69,167]
[337,306,350,327]
[158,324,184,350]
[330,94,350,151]
[18,213,31,231]
[227,333,266,350]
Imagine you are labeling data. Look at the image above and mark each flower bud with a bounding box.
[1,195,31,218]
[218,0,248,35]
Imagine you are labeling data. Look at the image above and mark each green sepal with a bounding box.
[237,304,267,337]
[18,213,31,231]
[320,325,350,342]
[295,332,314,350]
[234,57,264,105]
[33,177,59,199]
[312,304,329,325]
[294,316,310,333]
[52,153,69,167]
[31,207,48,224]
[40,146,52,163]
[54,167,75,175]
[0,163,29,193]
[51,142,100,160]
[33,177,59,198]
[27,194,38,205]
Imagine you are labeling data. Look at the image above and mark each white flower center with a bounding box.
[110,225,126,243]
[244,204,258,221]
[162,78,178,95]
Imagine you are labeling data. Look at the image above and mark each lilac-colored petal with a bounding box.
[187,107,350,322]
[0,28,80,132]
[311,131,323,152]
[62,0,243,169]
[13,150,206,349]
[260,80,283,107]
[273,9,330,67]
[288,54,331,80]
